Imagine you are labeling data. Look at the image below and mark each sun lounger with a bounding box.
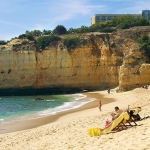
[88,112,130,136]
[87,109,142,137]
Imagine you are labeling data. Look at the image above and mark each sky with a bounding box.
[0,0,150,41]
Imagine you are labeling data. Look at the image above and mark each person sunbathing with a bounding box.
[111,106,123,120]
[102,106,123,130]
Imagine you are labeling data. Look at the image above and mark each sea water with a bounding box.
[0,93,95,124]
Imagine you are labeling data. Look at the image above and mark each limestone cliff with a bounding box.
[0,26,150,95]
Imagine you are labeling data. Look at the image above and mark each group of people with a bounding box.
[142,85,149,89]
[98,100,142,129]
[104,106,141,129]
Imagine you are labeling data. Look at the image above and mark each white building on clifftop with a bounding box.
[91,10,150,25]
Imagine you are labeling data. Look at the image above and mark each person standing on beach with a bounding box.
[99,100,102,111]
[107,88,110,94]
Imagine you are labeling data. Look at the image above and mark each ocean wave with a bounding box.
[37,96,95,117]
[0,119,4,123]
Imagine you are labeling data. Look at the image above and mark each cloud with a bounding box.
[1,0,150,40]
[0,19,24,27]
[0,0,106,31]
[40,0,106,28]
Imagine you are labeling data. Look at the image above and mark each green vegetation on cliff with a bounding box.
[63,37,80,51]
[67,15,150,33]
[17,15,150,39]
[1,15,150,53]
[139,35,150,58]
[37,35,61,49]
[0,40,7,45]
[1,15,150,42]
[53,25,67,35]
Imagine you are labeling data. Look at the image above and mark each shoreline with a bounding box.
[0,91,115,134]
[1,88,150,150]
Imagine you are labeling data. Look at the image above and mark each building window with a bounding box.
[96,16,100,19]
[102,16,106,20]
[108,16,112,20]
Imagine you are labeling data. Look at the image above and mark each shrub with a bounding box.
[27,35,35,41]
[0,40,7,45]
[21,41,28,45]
[116,23,129,29]
[139,35,150,58]
[18,34,27,39]
[63,37,80,49]
[37,35,61,49]
[100,27,116,33]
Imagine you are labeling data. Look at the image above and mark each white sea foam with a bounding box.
[44,99,55,102]
[37,94,95,117]
[0,119,4,124]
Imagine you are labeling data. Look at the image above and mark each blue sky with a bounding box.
[0,0,150,41]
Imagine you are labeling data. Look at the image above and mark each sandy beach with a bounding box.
[0,87,150,150]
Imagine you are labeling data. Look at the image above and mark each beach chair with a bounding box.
[112,110,138,131]
[88,112,135,136]
[112,112,129,131]
[88,108,142,137]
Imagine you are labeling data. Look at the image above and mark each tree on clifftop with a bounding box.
[0,40,7,45]
[53,25,67,35]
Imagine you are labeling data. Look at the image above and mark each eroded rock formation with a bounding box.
[0,26,150,95]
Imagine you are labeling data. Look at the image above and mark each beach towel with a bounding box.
[87,128,102,137]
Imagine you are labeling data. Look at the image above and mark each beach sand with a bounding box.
[0,87,150,150]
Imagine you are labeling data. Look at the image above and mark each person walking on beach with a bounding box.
[99,100,102,111]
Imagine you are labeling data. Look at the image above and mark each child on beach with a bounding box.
[99,100,102,111]
[100,120,112,130]
[105,120,112,128]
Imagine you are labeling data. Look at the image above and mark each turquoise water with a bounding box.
[0,94,95,124]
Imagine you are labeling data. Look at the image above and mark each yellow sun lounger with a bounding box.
[88,112,130,137]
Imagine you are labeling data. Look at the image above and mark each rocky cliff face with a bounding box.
[0,26,150,95]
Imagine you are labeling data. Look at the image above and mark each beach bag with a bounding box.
[130,110,141,121]
[133,114,141,121]
[87,128,102,137]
